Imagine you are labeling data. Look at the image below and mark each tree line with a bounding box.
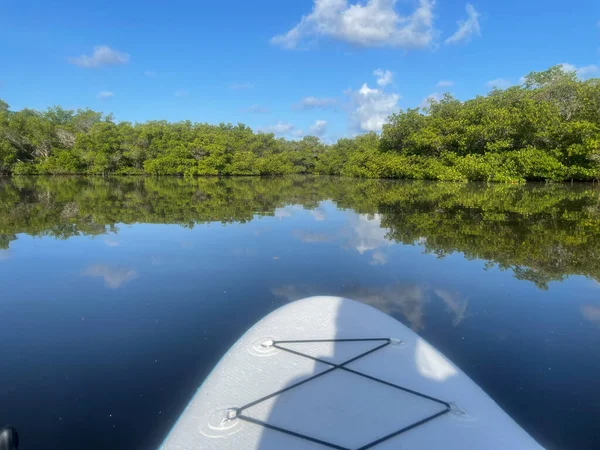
[1,66,599,182]
[2,176,599,288]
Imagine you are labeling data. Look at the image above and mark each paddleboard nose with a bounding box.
[0,426,19,450]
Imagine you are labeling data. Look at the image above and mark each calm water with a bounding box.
[1,176,599,450]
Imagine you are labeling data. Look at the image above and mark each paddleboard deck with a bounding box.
[161,296,543,449]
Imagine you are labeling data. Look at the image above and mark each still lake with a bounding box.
[1,176,599,450]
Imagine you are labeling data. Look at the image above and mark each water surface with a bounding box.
[1,176,599,449]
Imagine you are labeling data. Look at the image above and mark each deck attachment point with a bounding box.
[201,408,244,438]
[261,340,274,348]
[389,338,405,347]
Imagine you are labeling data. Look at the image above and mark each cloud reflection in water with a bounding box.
[84,265,139,289]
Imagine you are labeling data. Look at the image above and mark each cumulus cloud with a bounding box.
[581,305,600,325]
[434,289,469,326]
[293,96,338,110]
[69,45,130,68]
[374,69,393,86]
[244,104,270,113]
[84,265,138,289]
[349,213,393,254]
[293,209,394,261]
[310,207,326,221]
[229,82,254,90]
[436,80,454,87]
[419,92,443,109]
[309,119,328,136]
[96,91,114,100]
[104,238,119,247]
[259,121,296,136]
[559,63,600,79]
[370,251,388,265]
[290,129,306,137]
[347,82,400,132]
[559,63,577,73]
[445,4,481,45]
[274,205,304,219]
[271,0,436,50]
[486,78,512,89]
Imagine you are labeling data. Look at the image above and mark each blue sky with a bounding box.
[1,0,599,141]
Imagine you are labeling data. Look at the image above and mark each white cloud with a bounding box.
[581,305,600,325]
[84,265,138,289]
[144,70,155,77]
[271,0,436,50]
[293,96,338,110]
[274,205,302,219]
[229,82,254,90]
[559,63,577,73]
[436,80,454,87]
[419,92,443,109]
[104,238,119,247]
[274,210,292,220]
[310,207,326,221]
[445,4,481,45]
[244,104,270,113]
[290,129,306,137]
[486,78,512,89]
[260,121,296,135]
[374,69,393,87]
[347,82,400,132]
[309,120,327,136]
[370,251,388,265]
[350,213,393,254]
[96,91,114,100]
[560,62,600,79]
[434,289,469,326]
[69,45,130,68]
[174,89,189,97]
[259,122,314,139]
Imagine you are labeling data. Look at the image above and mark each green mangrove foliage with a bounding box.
[1,176,599,289]
[1,66,599,181]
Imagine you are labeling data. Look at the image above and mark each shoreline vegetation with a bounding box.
[1,176,599,289]
[1,66,600,183]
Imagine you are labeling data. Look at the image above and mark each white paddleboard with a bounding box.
[161,296,543,449]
